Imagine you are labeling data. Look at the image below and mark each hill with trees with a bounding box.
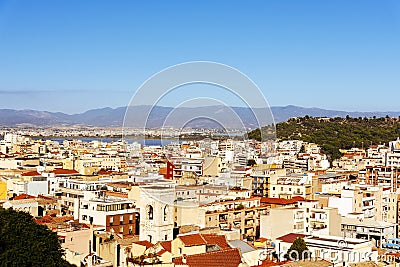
[248,116,400,160]
[0,207,74,267]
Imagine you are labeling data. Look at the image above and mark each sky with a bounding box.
[0,0,399,114]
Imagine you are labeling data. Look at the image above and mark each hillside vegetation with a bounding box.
[248,116,400,160]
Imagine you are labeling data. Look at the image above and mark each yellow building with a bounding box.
[0,179,7,200]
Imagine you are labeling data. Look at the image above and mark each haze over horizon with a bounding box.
[0,1,399,113]
[3,104,400,116]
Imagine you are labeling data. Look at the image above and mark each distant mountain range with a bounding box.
[0,105,399,128]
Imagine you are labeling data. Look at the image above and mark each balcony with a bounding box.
[311,224,327,230]
[233,216,241,222]
[219,218,227,223]
[245,214,254,219]
[245,219,254,224]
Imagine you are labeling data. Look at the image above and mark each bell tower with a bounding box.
[139,184,174,243]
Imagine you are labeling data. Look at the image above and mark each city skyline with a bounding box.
[0,1,399,113]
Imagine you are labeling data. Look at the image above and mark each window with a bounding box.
[147,205,154,220]
[164,206,168,221]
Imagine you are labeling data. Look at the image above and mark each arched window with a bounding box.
[163,205,168,221]
[147,205,153,220]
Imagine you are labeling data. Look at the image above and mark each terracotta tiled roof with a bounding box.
[234,167,251,171]
[173,256,184,265]
[133,240,153,249]
[203,234,230,250]
[98,169,112,175]
[34,215,74,225]
[51,168,79,175]
[260,197,304,205]
[52,215,74,223]
[157,249,167,256]
[185,248,242,267]
[159,241,172,252]
[179,234,207,247]
[35,215,53,224]
[37,194,55,200]
[21,171,41,177]
[14,193,35,200]
[276,233,307,243]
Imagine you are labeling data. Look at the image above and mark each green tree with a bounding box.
[0,207,75,267]
[235,204,244,210]
[285,237,310,260]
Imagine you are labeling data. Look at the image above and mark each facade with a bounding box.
[269,174,314,199]
[260,201,341,241]
[75,196,138,236]
[139,184,174,243]
[341,217,396,247]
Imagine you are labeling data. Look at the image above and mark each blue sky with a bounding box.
[0,0,399,113]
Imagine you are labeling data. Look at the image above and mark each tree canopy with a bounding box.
[0,207,74,267]
[285,237,311,260]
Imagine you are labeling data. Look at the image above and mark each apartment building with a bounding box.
[75,196,138,236]
[387,138,400,168]
[269,174,313,199]
[341,216,396,247]
[328,185,397,223]
[176,196,268,240]
[260,200,341,240]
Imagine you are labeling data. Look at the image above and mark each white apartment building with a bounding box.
[387,138,400,168]
[269,173,313,199]
[341,216,396,247]
[275,233,376,263]
[260,201,341,241]
[74,196,138,236]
